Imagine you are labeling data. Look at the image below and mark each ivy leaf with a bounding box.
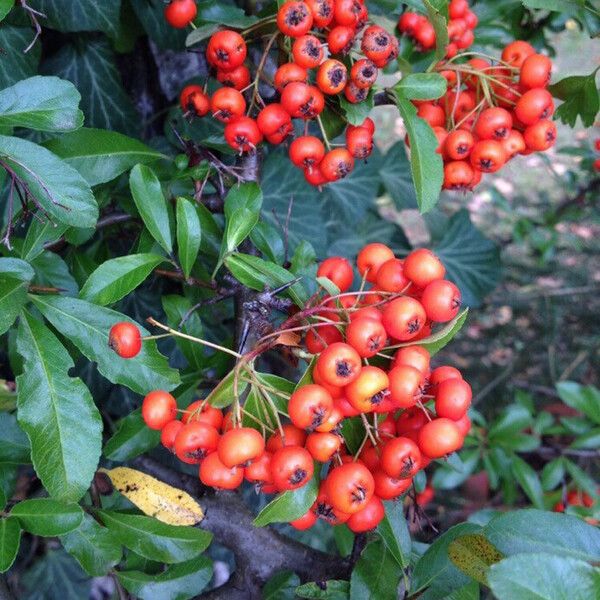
[27,0,121,36]
[0,25,41,88]
[129,0,187,50]
[30,295,180,395]
[253,475,318,527]
[60,514,122,577]
[44,128,164,186]
[176,197,202,280]
[79,253,165,306]
[118,557,213,599]
[96,511,212,564]
[0,76,83,132]
[392,92,443,213]
[16,310,102,502]
[10,498,83,536]
[0,135,98,228]
[130,164,173,254]
[350,539,402,600]
[42,37,139,136]
[549,71,600,128]
[433,209,502,307]
[0,518,21,573]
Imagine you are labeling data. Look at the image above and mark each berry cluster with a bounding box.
[114,244,471,533]
[174,0,400,186]
[421,40,558,191]
[398,0,478,58]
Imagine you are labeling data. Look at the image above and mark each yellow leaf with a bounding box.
[100,467,204,526]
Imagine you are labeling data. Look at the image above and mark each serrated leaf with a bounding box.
[0,134,98,228]
[101,467,204,526]
[10,498,83,536]
[16,310,102,502]
[549,71,600,128]
[44,128,164,186]
[448,534,504,585]
[488,553,600,600]
[415,308,468,356]
[60,513,122,577]
[30,295,180,395]
[0,76,83,132]
[393,92,443,213]
[117,556,213,600]
[103,409,160,462]
[350,539,402,600]
[79,253,164,306]
[130,164,173,254]
[42,37,138,135]
[253,474,318,527]
[176,197,202,279]
[97,510,212,564]
[0,518,21,573]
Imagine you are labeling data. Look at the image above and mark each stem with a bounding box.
[317,115,332,151]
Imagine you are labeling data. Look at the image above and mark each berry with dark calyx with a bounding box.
[179,85,210,117]
[289,136,326,172]
[320,148,355,181]
[350,59,378,89]
[109,322,142,358]
[174,421,220,464]
[316,59,348,95]
[306,0,334,28]
[216,64,251,90]
[224,116,263,153]
[274,63,308,92]
[210,87,246,123]
[292,35,324,69]
[271,446,314,491]
[207,30,247,71]
[346,126,373,159]
[277,1,313,37]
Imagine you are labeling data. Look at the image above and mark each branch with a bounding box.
[131,457,350,598]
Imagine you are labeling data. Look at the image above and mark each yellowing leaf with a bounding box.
[100,467,203,526]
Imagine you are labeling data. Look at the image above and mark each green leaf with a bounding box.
[221,207,260,263]
[296,580,350,599]
[176,198,202,280]
[30,295,180,395]
[549,71,600,128]
[556,381,600,425]
[129,0,187,50]
[0,257,35,282]
[488,405,532,439]
[0,275,29,336]
[43,128,164,186]
[392,91,443,213]
[432,448,480,489]
[97,511,212,564]
[224,182,263,217]
[253,474,318,527]
[117,556,213,600]
[27,0,121,36]
[0,24,41,88]
[340,417,365,455]
[60,513,122,577]
[339,89,375,126]
[412,522,481,594]
[416,308,468,356]
[21,220,69,262]
[510,455,544,508]
[185,23,220,46]
[521,0,585,11]
[350,539,402,600]
[42,37,138,135]
[264,571,301,600]
[378,142,417,209]
[130,164,173,254]
[424,0,450,65]
[571,428,600,449]
[488,553,600,600]
[0,412,30,465]
[0,134,98,228]
[103,409,160,462]
[541,458,565,491]
[79,253,164,306]
[16,310,102,502]
[205,369,247,409]
[563,459,598,497]
[484,509,600,562]
[394,73,447,101]
[0,76,83,132]
[378,501,411,568]
[10,498,83,536]
[225,253,308,307]
[433,210,502,307]
[196,0,258,27]
[0,1,13,23]
[0,518,21,573]
[31,250,79,296]
[448,534,504,585]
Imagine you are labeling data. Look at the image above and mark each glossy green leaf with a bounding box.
[196,0,258,27]
[378,141,417,209]
[117,556,213,600]
[0,275,28,335]
[130,0,187,50]
[549,71,600,128]
[432,448,479,489]
[424,0,450,65]
[394,73,447,100]
[350,539,402,600]
[541,458,565,491]
[30,295,180,395]
[10,498,83,536]
[484,509,600,561]
[448,534,504,585]
[488,405,532,439]
[0,518,21,573]
[130,164,173,254]
[103,409,160,462]
[0,134,97,228]
[0,412,30,465]
[0,76,82,132]
[205,369,247,409]
[563,459,598,497]
[253,474,318,527]
[378,501,412,568]
[162,295,206,370]
[31,250,79,296]
[339,89,375,125]
[521,0,585,11]
[176,197,202,279]
[556,381,600,425]
[392,92,443,213]
[44,128,164,186]
[97,511,213,564]
[511,455,544,508]
[0,1,13,23]
[60,513,122,577]
[264,571,301,600]
[297,580,350,599]
[16,310,102,502]
[488,553,600,600]
[79,253,164,306]
[21,220,69,262]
